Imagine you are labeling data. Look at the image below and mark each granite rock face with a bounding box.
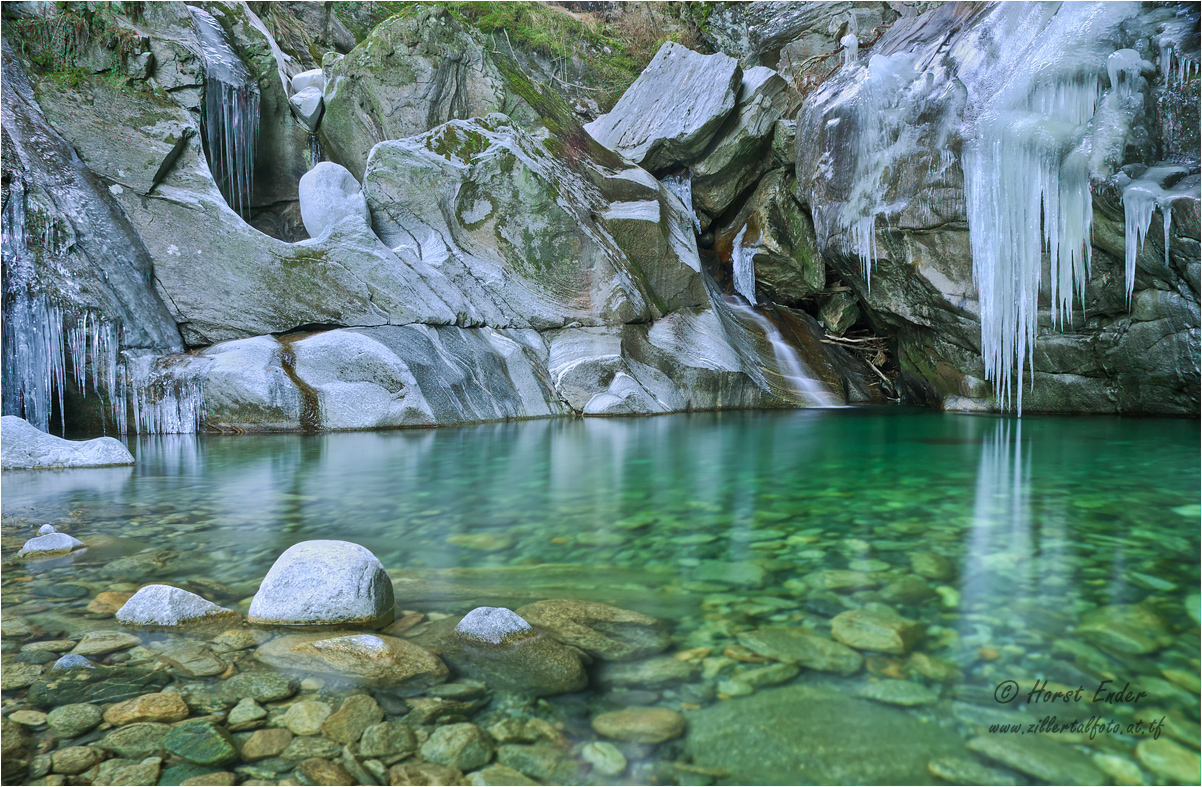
[15,531,87,560]
[320,7,538,180]
[249,541,395,627]
[585,42,741,173]
[1,417,134,470]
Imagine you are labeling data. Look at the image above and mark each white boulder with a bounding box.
[249,540,395,627]
[1,415,134,469]
[290,68,325,94]
[289,85,324,132]
[116,584,239,628]
[37,524,57,535]
[298,162,371,239]
[16,532,86,560]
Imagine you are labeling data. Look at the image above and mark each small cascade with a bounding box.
[730,225,758,305]
[308,134,323,170]
[722,295,838,407]
[189,6,260,217]
[661,171,701,233]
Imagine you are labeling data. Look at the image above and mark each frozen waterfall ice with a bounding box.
[662,171,701,233]
[190,6,260,218]
[730,225,758,306]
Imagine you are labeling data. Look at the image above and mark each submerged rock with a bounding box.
[736,626,863,675]
[298,162,370,239]
[115,585,238,628]
[248,540,395,627]
[254,632,448,688]
[514,599,670,661]
[585,42,741,172]
[16,531,86,560]
[592,707,686,744]
[435,608,588,697]
[830,608,926,655]
[684,684,967,783]
[1,416,134,469]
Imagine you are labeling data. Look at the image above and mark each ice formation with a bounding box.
[190,7,260,217]
[730,225,758,306]
[841,34,859,68]
[1121,166,1193,304]
[662,171,701,233]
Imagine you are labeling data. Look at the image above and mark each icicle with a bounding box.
[1107,49,1150,100]
[123,354,207,435]
[731,225,757,306]
[189,7,260,218]
[661,171,701,233]
[1121,166,1188,305]
[841,34,859,68]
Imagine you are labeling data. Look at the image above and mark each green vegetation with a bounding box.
[5,6,143,77]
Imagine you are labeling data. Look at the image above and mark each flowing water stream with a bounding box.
[2,409,1198,784]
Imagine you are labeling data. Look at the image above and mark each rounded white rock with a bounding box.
[298,162,371,239]
[115,584,238,628]
[16,532,86,560]
[249,540,395,627]
[454,607,533,644]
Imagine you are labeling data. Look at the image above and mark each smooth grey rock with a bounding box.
[115,585,238,628]
[249,540,394,627]
[967,735,1106,785]
[736,626,863,675]
[288,85,323,132]
[2,417,134,470]
[691,66,790,217]
[15,531,86,560]
[298,162,369,239]
[37,524,57,535]
[254,633,448,688]
[850,679,939,706]
[50,654,97,673]
[290,68,325,94]
[455,608,532,645]
[585,42,740,172]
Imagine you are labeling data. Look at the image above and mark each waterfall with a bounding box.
[661,171,701,233]
[730,225,757,305]
[308,134,323,170]
[722,296,838,407]
[189,6,260,217]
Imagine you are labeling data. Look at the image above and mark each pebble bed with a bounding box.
[1,409,1199,786]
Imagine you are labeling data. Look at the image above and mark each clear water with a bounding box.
[3,409,1199,784]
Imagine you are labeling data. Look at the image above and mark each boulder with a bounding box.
[585,42,741,172]
[435,608,588,697]
[290,68,325,94]
[16,531,87,560]
[289,86,323,132]
[298,162,370,239]
[691,66,791,217]
[1,416,134,470]
[254,633,448,688]
[249,540,395,627]
[514,599,670,661]
[320,7,537,179]
[115,585,238,628]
